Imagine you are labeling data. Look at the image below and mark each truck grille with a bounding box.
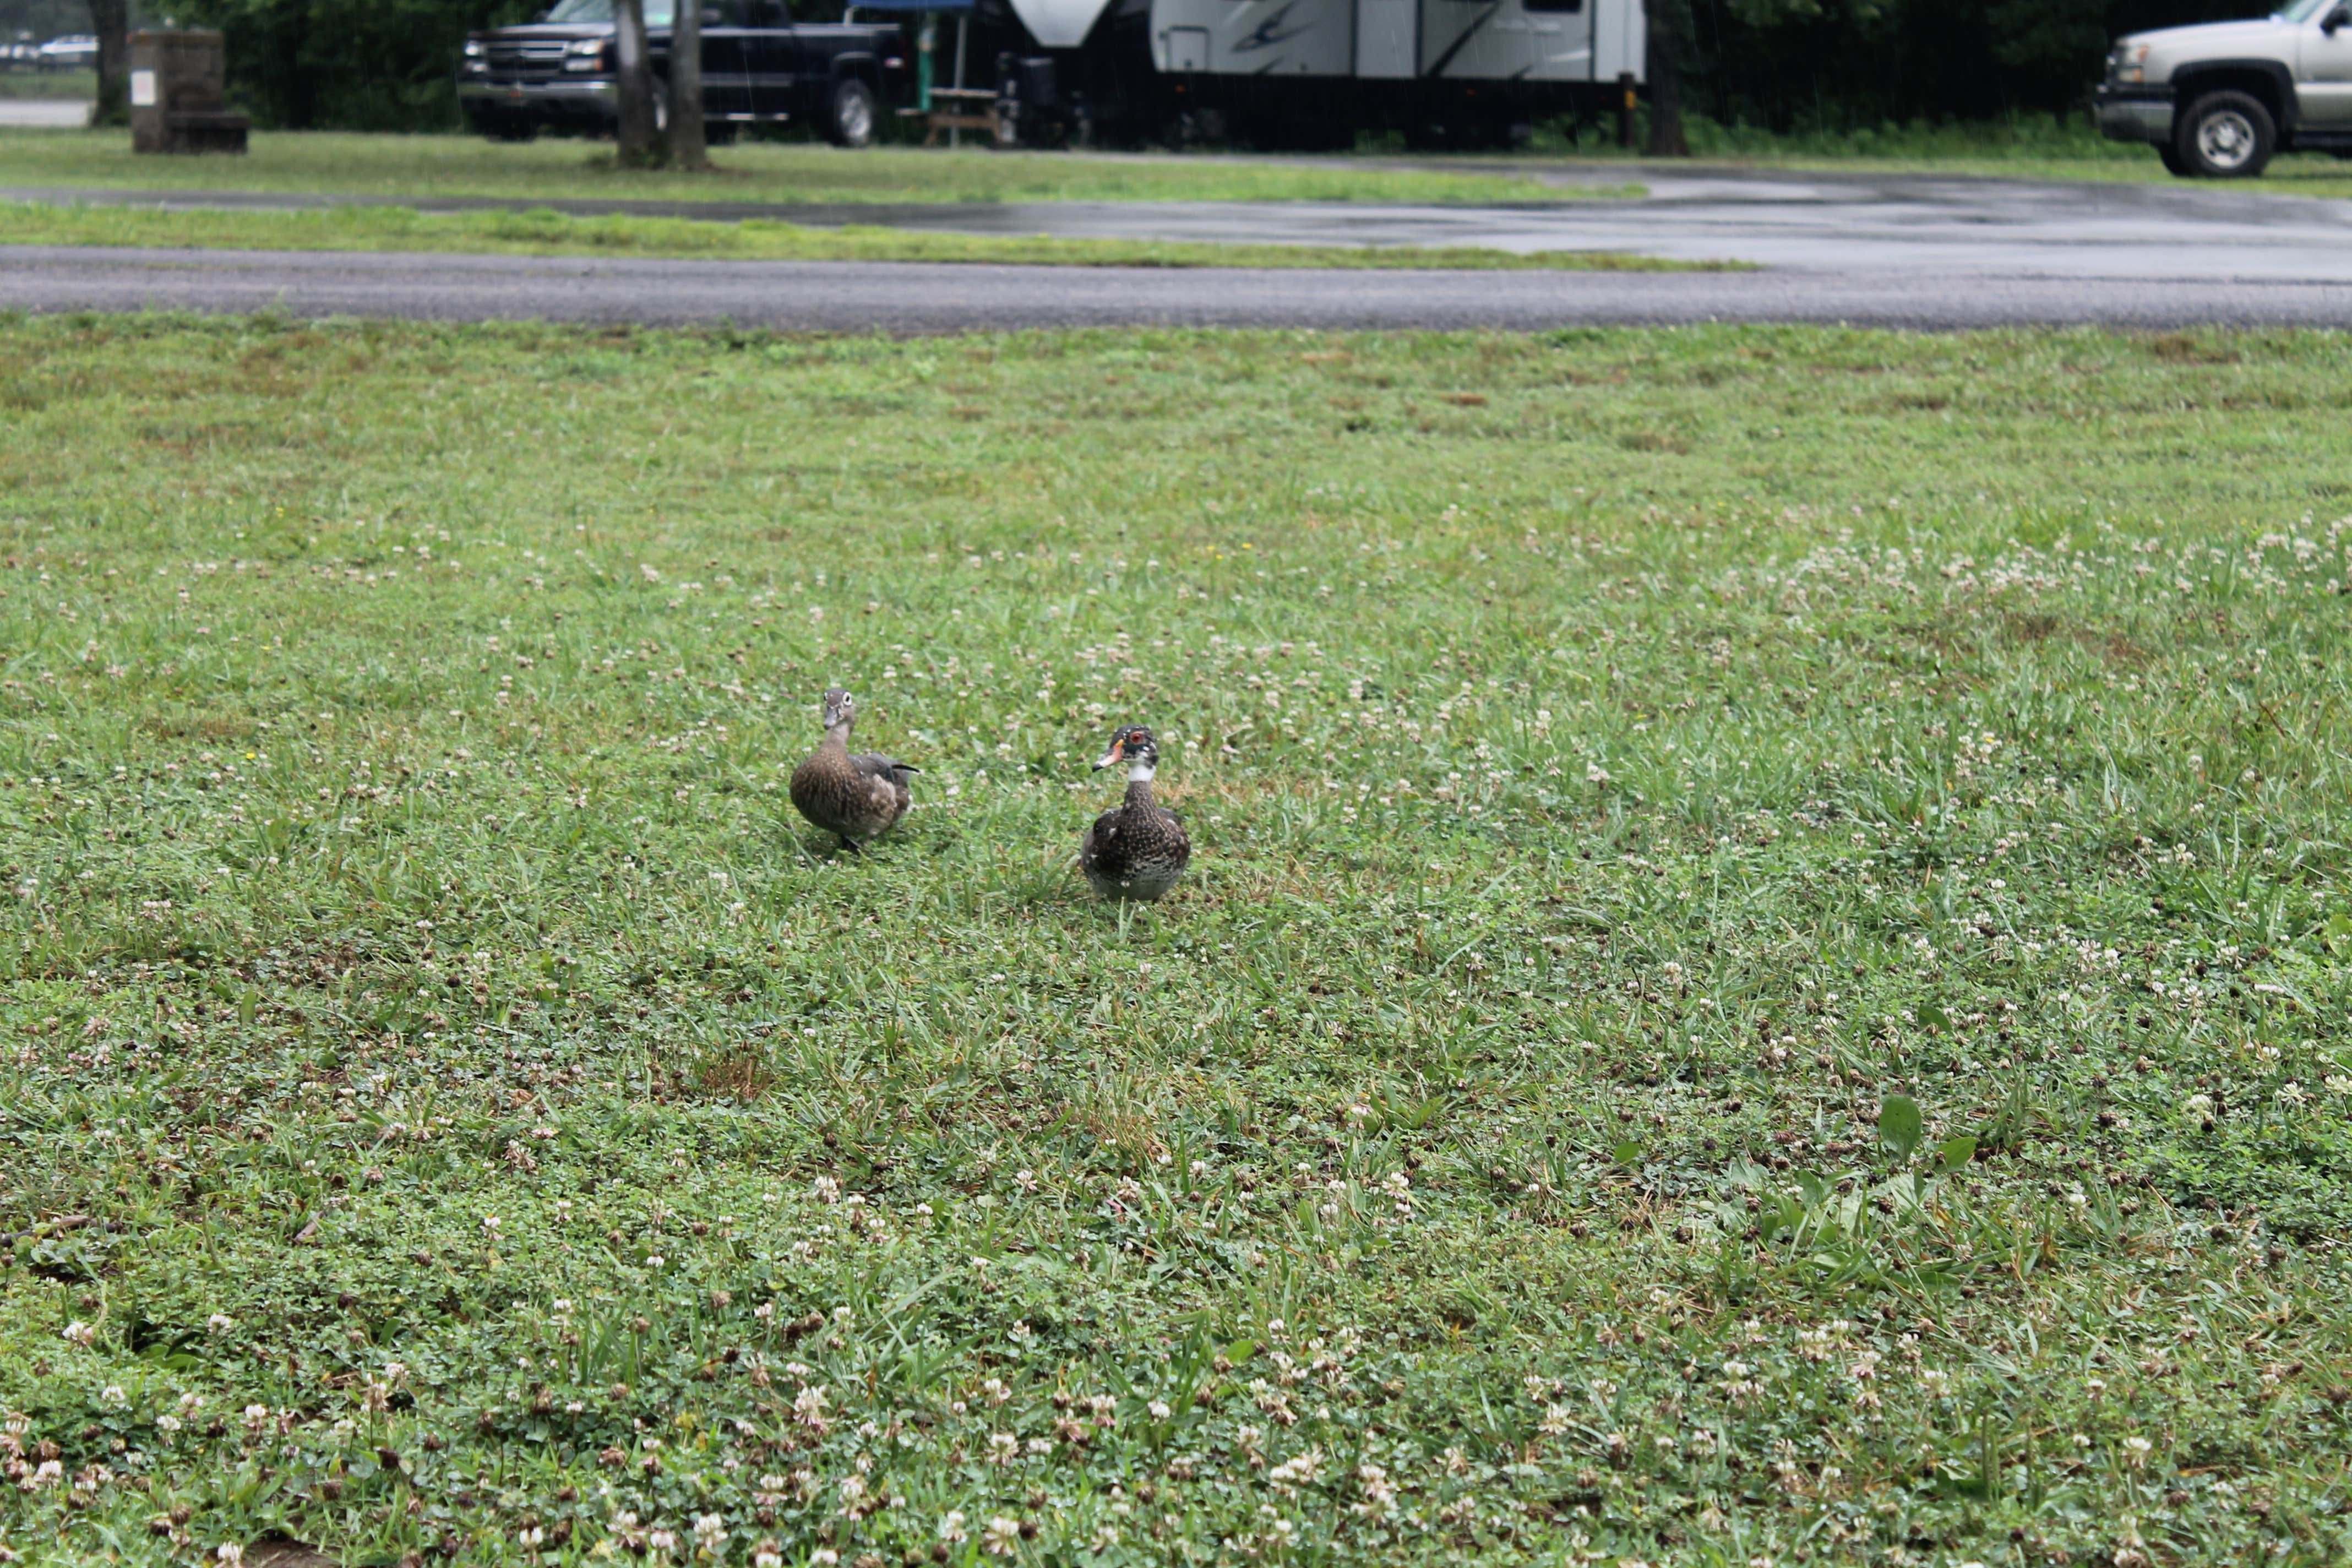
[484,41,570,77]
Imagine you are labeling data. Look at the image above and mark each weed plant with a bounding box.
[1,318,2349,1564]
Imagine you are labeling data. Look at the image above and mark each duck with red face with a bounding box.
[1079,724,1191,903]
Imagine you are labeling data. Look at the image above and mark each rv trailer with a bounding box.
[936,0,1645,147]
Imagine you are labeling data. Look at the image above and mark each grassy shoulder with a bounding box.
[0,69,92,102]
[1528,111,2352,196]
[2,318,2351,1566]
[0,128,1633,205]
[0,198,1727,270]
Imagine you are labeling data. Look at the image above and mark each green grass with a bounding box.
[0,129,1618,205]
[1531,109,2352,197]
[4,315,2352,1567]
[0,70,93,102]
[0,199,1723,270]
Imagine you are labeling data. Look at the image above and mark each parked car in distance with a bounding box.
[2095,0,2352,177]
[35,34,99,70]
[458,0,904,145]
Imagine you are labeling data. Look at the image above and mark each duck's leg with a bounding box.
[840,835,863,854]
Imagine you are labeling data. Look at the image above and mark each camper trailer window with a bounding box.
[1522,0,1584,10]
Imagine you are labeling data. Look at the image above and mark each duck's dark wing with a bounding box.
[851,752,918,781]
[1079,808,1127,875]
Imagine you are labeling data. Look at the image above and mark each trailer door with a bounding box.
[1357,0,1413,77]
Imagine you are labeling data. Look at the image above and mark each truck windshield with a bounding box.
[542,0,677,24]
[2277,0,2335,19]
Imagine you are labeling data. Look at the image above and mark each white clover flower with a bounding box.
[61,1321,96,1348]
[1148,1400,1172,1420]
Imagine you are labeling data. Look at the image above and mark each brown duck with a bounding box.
[1080,724,1190,902]
[789,687,916,851]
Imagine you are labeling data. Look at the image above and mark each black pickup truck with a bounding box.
[458,0,905,145]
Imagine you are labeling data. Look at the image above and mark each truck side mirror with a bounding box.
[2327,4,2350,34]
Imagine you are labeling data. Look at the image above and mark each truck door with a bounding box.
[694,0,755,117]
[741,0,802,118]
[2300,9,2352,126]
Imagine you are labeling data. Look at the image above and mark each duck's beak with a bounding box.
[1092,737,1126,771]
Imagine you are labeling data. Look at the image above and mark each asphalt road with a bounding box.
[7,166,2352,330]
[0,100,89,128]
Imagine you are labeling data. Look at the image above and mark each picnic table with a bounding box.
[901,86,999,146]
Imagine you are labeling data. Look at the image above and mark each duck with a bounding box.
[788,687,917,852]
[1079,723,1190,902]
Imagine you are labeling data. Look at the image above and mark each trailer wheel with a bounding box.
[823,77,877,147]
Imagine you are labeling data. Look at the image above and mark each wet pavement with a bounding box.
[6,163,2352,328]
[2,242,2349,331]
[0,100,90,128]
[12,164,2352,276]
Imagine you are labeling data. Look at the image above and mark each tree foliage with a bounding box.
[170,0,540,129]
[167,0,2280,132]
[1685,0,2269,130]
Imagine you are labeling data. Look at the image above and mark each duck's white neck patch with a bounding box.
[1126,760,1157,783]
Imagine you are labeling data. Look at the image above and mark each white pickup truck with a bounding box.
[2095,0,2352,177]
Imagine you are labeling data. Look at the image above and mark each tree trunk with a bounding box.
[88,0,129,128]
[614,0,662,166]
[667,0,709,168]
[1644,0,1689,157]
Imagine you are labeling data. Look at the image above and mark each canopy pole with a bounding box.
[916,11,934,112]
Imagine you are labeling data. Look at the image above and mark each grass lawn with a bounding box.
[0,70,93,102]
[0,130,1623,206]
[1703,150,2352,195]
[0,200,1724,271]
[3,316,2351,1566]
[1535,112,2352,198]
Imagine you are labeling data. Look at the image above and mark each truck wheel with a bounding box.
[2175,90,2274,178]
[823,77,876,148]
